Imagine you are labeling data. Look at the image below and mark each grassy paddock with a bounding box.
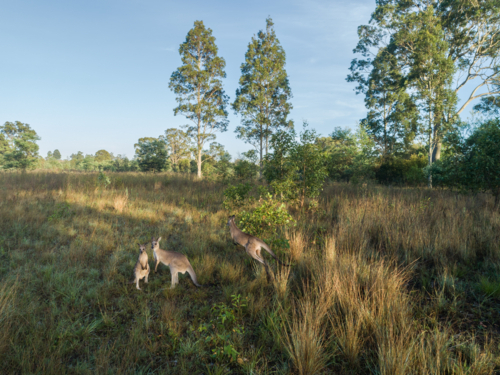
[0,171,499,374]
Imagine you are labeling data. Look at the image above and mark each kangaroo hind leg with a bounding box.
[252,248,273,282]
[170,267,179,289]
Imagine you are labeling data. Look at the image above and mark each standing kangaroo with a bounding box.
[133,244,150,290]
[227,215,289,281]
[151,237,201,289]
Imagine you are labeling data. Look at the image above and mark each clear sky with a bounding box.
[1,0,476,160]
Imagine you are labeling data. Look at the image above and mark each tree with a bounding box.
[399,6,457,187]
[349,46,419,155]
[70,151,84,169]
[233,17,293,176]
[0,133,9,167]
[348,0,500,163]
[162,128,191,171]
[134,137,169,173]
[0,121,40,170]
[53,149,61,160]
[82,155,97,171]
[474,67,500,116]
[95,149,112,163]
[169,21,228,178]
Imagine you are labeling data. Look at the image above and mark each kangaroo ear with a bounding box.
[158,236,162,242]
[151,236,155,241]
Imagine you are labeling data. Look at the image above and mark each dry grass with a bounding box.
[0,171,498,374]
[280,290,331,375]
[288,230,306,261]
[113,193,128,213]
[272,264,292,300]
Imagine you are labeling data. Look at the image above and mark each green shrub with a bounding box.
[222,183,253,210]
[97,171,111,189]
[238,194,294,240]
[234,160,258,180]
[192,295,248,363]
[375,154,427,185]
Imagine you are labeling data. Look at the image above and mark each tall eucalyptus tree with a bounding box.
[233,18,293,176]
[169,21,228,178]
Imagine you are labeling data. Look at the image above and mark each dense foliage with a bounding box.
[0,121,40,170]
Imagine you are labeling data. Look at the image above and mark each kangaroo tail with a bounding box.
[187,265,202,287]
[261,242,291,267]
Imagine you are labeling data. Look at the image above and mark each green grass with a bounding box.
[0,171,499,374]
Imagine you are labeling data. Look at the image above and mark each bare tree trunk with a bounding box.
[259,126,263,178]
[383,99,387,156]
[432,141,441,163]
[265,123,269,156]
[428,108,433,189]
[197,147,202,178]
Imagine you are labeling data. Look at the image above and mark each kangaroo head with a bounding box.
[151,236,162,250]
[139,243,147,254]
[227,215,235,227]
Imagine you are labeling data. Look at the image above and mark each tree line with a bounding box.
[1,4,499,205]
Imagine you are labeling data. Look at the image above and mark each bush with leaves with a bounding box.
[238,194,294,252]
[291,123,328,207]
[97,172,111,189]
[264,129,297,200]
[375,153,427,185]
[437,118,500,208]
[234,150,258,180]
[264,122,327,207]
[191,294,248,363]
[222,182,253,210]
[317,127,358,182]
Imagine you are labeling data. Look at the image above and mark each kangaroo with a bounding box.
[133,244,150,290]
[151,237,201,289]
[227,215,290,281]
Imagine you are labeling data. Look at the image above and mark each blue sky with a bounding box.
[1,0,478,160]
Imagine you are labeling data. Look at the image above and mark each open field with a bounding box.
[0,172,499,374]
